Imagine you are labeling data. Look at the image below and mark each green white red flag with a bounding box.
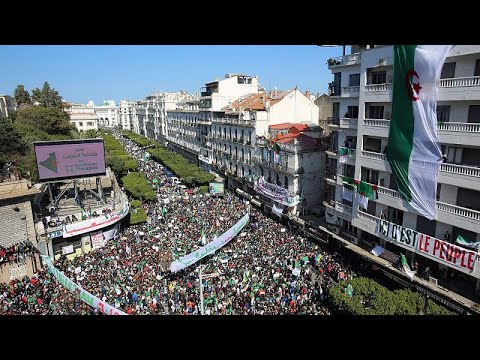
[387,45,454,220]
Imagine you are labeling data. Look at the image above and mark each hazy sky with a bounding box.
[0,45,346,105]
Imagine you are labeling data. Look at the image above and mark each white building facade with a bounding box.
[119,100,135,130]
[325,45,480,295]
[0,95,15,118]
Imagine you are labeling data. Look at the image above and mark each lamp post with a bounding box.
[197,263,220,315]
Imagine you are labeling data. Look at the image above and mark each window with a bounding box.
[332,102,340,123]
[363,137,381,153]
[87,122,93,126]
[368,105,384,119]
[361,168,379,184]
[349,74,360,86]
[284,176,289,189]
[468,105,480,123]
[78,122,83,126]
[370,70,386,84]
[346,106,359,118]
[441,62,456,79]
[475,59,480,77]
[447,147,462,164]
[333,72,341,96]
[437,105,451,123]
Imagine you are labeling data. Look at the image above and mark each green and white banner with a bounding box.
[400,253,416,280]
[387,45,454,220]
[41,255,127,315]
[170,213,249,273]
[455,235,480,250]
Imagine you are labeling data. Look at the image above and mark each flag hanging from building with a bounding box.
[357,181,378,200]
[387,45,454,220]
[356,193,369,210]
[400,253,416,280]
[455,235,480,250]
[272,142,281,154]
[338,147,352,163]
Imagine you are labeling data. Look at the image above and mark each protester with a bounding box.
[0,134,367,315]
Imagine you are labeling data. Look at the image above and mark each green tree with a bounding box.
[14,106,74,136]
[0,117,28,160]
[84,129,99,139]
[13,85,32,108]
[31,82,63,108]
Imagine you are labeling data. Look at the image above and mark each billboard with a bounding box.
[34,139,106,181]
[209,182,224,196]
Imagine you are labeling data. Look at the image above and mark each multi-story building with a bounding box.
[132,73,324,217]
[119,100,135,130]
[66,105,98,132]
[94,100,119,128]
[315,94,332,135]
[253,123,326,216]
[0,95,15,118]
[325,45,480,297]
[165,98,201,163]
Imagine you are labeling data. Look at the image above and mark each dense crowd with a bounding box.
[0,135,366,315]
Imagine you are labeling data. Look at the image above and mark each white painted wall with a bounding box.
[269,89,320,125]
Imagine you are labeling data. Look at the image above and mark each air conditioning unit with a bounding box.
[429,276,438,286]
[378,58,386,66]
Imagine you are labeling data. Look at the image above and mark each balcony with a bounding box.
[324,200,352,222]
[362,118,390,137]
[438,122,480,146]
[212,118,255,127]
[340,117,358,129]
[364,83,392,102]
[355,210,480,278]
[360,150,389,172]
[341,86,360,97]
[436,201,480,234]
[362,119,480,145]
[327,53,361,69]
[438,163,480,191]
[326,146,356,164]
[438,76,480,101]
[361,180,480,234]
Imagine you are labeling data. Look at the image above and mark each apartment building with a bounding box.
[325,45,480,297]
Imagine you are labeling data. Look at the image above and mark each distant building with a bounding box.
[314,94,332,135]
[0,95,15,118]
[68,106,98,132]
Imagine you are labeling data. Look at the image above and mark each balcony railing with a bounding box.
[377,185,402,199]
[335,201,352,214]
[437,122,480,133]
[340,117,358,127]
[361,150,385,161]
[357,209,378,223]
[327,53,361,68]
[439,76,480,88]
[440,163,480,178]
[212,118,255,127]
[363,119,390,127]
[437,201,480,221]
[341,86,360,95]
[365,83,392,92]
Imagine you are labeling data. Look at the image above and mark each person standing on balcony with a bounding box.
[444,231,451,243]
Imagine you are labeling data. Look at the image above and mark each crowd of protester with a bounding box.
[0,135,366,315]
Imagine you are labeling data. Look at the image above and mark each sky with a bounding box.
[0,45,347,105]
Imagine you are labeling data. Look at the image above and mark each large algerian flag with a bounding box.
[387,45,454,220]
